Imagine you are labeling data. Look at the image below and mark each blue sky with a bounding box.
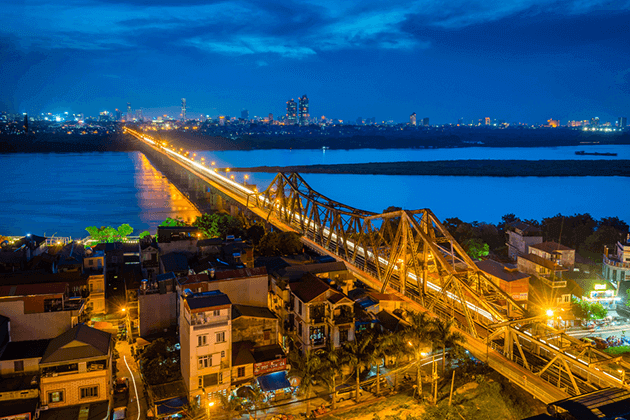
[1,0,629,123]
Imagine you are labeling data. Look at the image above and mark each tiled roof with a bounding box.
[232,341,255,366]
[476,260,530,282]
[160,253,189,273]
[214,267,267,280]
[530,241,574,253]
[289,274,330,303]
[0,339,51,361]
[40,324,111,364]
[0,282,68,297]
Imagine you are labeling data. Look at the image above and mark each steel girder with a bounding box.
[254,173,526,335]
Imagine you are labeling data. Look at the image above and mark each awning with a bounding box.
[156,396,188,416]
[257,371,291,392]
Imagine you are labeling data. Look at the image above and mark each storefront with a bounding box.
[257,371,292,401]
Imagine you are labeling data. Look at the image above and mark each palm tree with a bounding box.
[287,349,322,416]
[369,332,394,396]
[317,344,344,410]
[342,330,373,402]
[403,310,435,399]
[241,385,269,419]
[431,318,466,375]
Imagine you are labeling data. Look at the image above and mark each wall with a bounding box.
[40,367,110,408]
[0,301,76,341]
[202,275,268,307]
[0,357,41,376]
[232,317,278,347]
[138,291,177,337]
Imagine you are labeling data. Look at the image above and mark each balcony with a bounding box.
[333,314,354,325]
[604,255,630,269]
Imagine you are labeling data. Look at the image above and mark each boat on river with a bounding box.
[575,150,617,156]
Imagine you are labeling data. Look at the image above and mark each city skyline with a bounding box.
[1,1,630,123]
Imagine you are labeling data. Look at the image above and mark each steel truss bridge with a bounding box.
[125,128,630,404]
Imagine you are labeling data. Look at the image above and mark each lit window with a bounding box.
[48,391,64,403]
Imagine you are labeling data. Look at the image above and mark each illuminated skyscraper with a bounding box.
[410,113,417,126]
[591,117,599,127]
[181,98,186,122]
[126,103,132,122]
[484,117,491,125]
[286,99,297,125]
[618,117,627,129]
[298,95,309,125]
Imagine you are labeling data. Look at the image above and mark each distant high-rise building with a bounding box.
[547,119,559,128]
[126,103,132,122]
[181,98,186,122]
[136,109,143,122]
[298,95,309,125]
[286,99,297,125]
[458,117,464,126]
[422,117,429,127]
[115,109,122,122]
[241,109,249,120]
[410,113,417,126]
[618,117,627,129]
[23,113,28,133]
[218,116,225,126]
[484,117,491,125]
[356,117,363,125]
[268,113,273,123]
[591,117,599,127]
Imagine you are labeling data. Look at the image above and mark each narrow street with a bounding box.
[116,340,149,419]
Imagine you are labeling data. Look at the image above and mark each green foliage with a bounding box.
[463,238,489,259]
[604,346,630,356]
[245,223,266,245]
[85,224,134,243]
[287,350,323,415]
[584,225,626,253]
[571,297,608,320]
[139,337,181,385]
[192,213,244,239]
[139,231,151,239]
[160,217,186,227]
[256,231,303,256]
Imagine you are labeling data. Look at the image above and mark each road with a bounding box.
[116,340,149,419]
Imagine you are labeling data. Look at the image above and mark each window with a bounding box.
[221,350,225,358]
[237,367,245,377]
[219,372,223,384]
[198,355,211,370]
[213,310,220,317]
[263,330,271,341]
[80,386,98,399]
[563,295,570,303]
[48,390,64,403]
[216,332,225,343]
[198,376,203,388]
[298,321,302,336]
[14,360,24,372]
[198,335,207,347]
[298,301,302,315]
[88,259,94,266]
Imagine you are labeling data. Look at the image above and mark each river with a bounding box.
[0,145,628,237]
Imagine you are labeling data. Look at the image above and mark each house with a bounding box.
[603,238,630,289]
[138,273,179,337]
[506,221,543,260]
[141,240,160,281]
[0,339,51,376]
[289,274,356,353]
[39,324,112,410]
[160,252,189,277]
[0,374,40,420]
[529,241,575,269]
[179,290,232,401]
[476,259,530,314]
[157,226,201,255]
[230,342,289,402]
[84,249,106,315]
[518,253,568,281]
[0,282,85,341]
[179,267,268,307]
[0,234,48,271]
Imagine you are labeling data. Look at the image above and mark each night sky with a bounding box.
[2,0,629,124]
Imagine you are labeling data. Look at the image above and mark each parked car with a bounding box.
[331,384,363,402]
[112,406,127,420]
[115,377,129,394]
[591,337,609,349]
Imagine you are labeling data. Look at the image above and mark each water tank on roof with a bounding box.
[209,268,215,279]
[140,279,148,291]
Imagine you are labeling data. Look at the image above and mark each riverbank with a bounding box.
[228,159,630,177]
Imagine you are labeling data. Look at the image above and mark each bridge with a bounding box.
[124,127,630,404]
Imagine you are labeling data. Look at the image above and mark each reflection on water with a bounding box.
[0,152,200,237]
[133,153,201,229]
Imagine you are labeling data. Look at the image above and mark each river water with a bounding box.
[1,145,628,237]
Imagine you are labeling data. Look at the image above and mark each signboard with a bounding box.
[594,284,607,290]
[254,358,286,376]
[511,292,528,301]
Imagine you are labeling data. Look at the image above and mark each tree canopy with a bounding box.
[256,231,303,256]
[85,224,134,243]
[571,297,608,321]
[160,217,187,227]
[139,337,181,385]
[192,213,244,239]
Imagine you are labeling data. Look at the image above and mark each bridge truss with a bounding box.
[251,172,526,337]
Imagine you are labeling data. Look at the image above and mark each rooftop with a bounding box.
[40,324,111,364]
[476,259,530,282]
[289,274,331,303]
[214,267,267,281]
[39,401,110,420]
[0,338,51,361]
[160,252,189,273]
[519,253,568,271]
[530,241,574,253]
[232,304,277,320]
[0,282,68,298]
[185,290,231,310]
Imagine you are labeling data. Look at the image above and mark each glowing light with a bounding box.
[546,309,554,317]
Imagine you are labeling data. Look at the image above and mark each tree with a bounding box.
[371,332,395,396]
[342,330,373,403]
[139,231,151,239]
[85,224,135,243]
[463,238,489,259]
[218,394,244,420]
[160,217,186,227]
[117,223,133,238]
[317,344,344,410]
[240,385,269,419]
[193,213,245,239]
[287,350,322,416]
[403,311,435,399]
[139,337,181,385]
[571,297,608,321]
[245,223,266,245]
[584,225,625,254]
[257,231,303,256]
[431,318,466,374]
